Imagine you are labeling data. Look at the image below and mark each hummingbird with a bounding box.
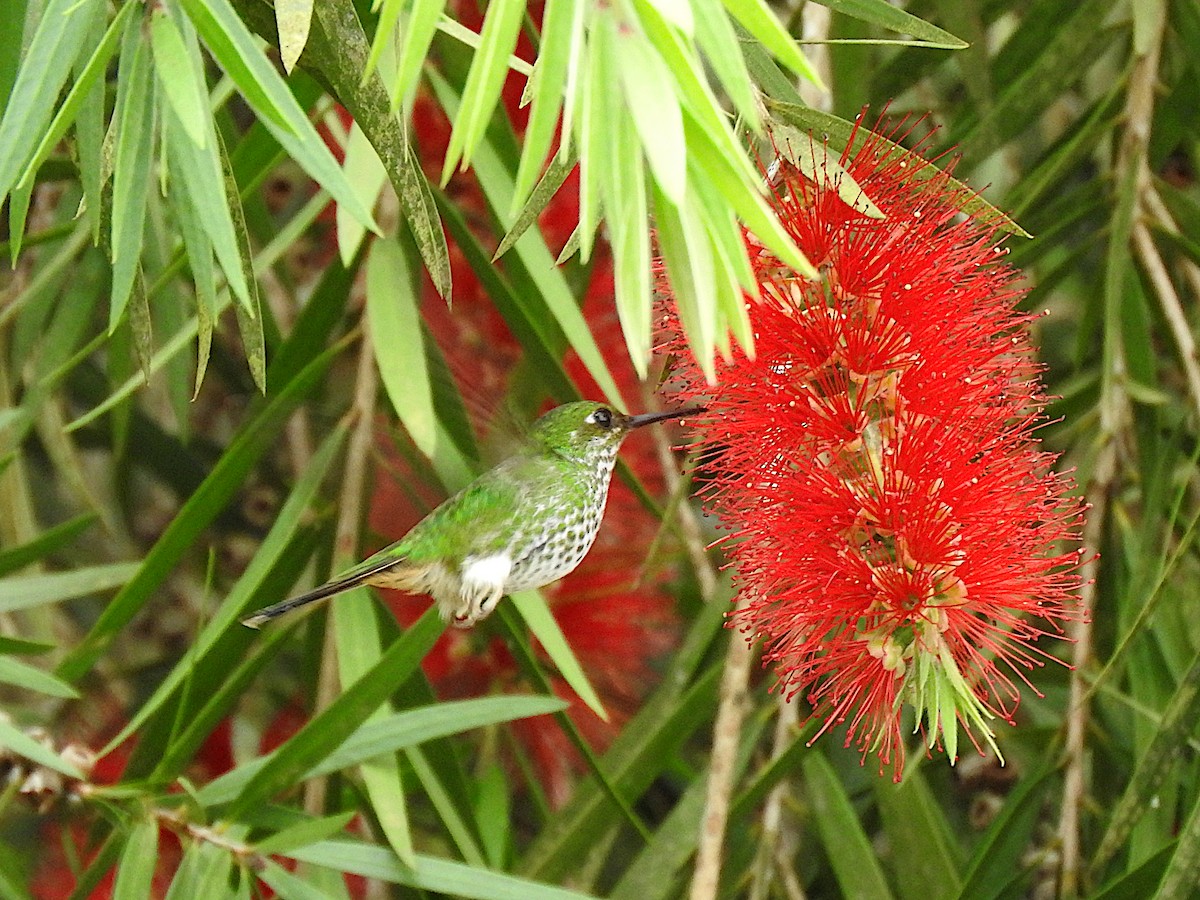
[242,401,703,630]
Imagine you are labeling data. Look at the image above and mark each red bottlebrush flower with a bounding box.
[660,121,1085,778]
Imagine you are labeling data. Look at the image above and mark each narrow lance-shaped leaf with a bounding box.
[575,18,608,263]
[511,0,578,211]
[167,146,218,396]
[654,184,717,381]
[367,237,439,460]
[0,716,86,779]
[162,0,254,309]
[0,0,101,201]
[13,0,129,217]
[606,90,652,377]
[690,0,758,128]
[215,129,267,393]
[109,15,157,331]
[441,0,527,180]
[0,655,80,699]
[177,0,379,232]
[719,0,824,86]
[337,123,390,267]
[391,0,448,111]
[276,0,315,73]
[809,0,967,48]
[613,18,687,205]
[76,3,110,243]
[126,268,154,382]
[765,99,1030,236]
[512,591,608,721]
[112,821,159,900]
[149,7,209,147]
[107,426,349,757]
[429,70,627,410]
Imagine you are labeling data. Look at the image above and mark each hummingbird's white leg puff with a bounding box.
[453,553,513,627]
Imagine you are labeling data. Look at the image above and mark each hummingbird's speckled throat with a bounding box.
[242,401,703,630]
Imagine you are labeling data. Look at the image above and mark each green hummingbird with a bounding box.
[242,401,702,630]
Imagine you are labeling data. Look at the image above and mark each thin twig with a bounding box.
[691,600,755,900]
[641,387,745,900]
[1057,440,1114,897]
[1131,221,1200,422]
[751,695,804,900]
[1058,11,1162,892]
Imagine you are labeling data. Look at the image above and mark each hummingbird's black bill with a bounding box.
[624,406,706,429]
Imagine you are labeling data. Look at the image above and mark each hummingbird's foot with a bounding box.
[448,553,512,627]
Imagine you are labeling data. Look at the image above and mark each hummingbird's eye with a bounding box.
[590,407,613,428]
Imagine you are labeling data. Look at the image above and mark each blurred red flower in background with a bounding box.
[660,120,1085,778]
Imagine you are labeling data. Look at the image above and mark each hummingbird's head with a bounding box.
[529,401,704,465]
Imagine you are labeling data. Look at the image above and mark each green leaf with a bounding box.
[573,18,603,262]
[613,20,686,205]
[956,763,1053,900]
[168,162,218,395]
[12,1,127,200]
[276,0,314,74]
[201,695,565,807]
[367,237,439,460]
[810,0,967,48]
[512,591,607,720]
[430,70,627,410]
[256,812,357,855]
[1092,648,1200,876]
[803,752,895,899]
[227,610,444,816]
[498,150,575,261]
[0,0,100,201]
[0,514,95,578]
[608,110,652,378]
[56,345,346,683]
[217,128,267,392]
[149,7,209,147]
[177,0,379,232]
[103,425,349,754]
[126,268,154,382]
[719,0,823,87]
[519,661,722,882]
[771,123,884,218]
[690,0,758,128]
[510,0,578,210]
[437,14,534,75]
[112,821,159,900]
[654,185,716,381]
[391,0,449,111]
[0,636,54,656]
[0,716,85,779]
[684,111,816,278]
[164,122,251,317]
[1158,795,1200,899]
[876,769,962,898]
[257,860,341,900]
[765,99,1031,237]
[0,656,80,699]
[109,15,157,330]
[337,124,389,266]
[291,840,601,899]
[0,562,139,614]
[441,0,527,179]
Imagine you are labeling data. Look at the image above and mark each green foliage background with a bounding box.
[1,0,1199,897]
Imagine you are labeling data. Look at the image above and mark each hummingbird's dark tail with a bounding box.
[241,557,402,628]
